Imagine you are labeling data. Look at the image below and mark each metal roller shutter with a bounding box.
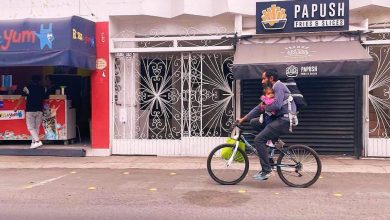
[241,77,362,156]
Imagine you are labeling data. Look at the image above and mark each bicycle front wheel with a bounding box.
[277,145,322,188]
[207,144,249,185]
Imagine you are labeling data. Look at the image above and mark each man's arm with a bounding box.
[14,86,29,111]
[265,83,284,112]
[238,104,263,124]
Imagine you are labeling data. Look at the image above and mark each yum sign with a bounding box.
[0,23,55,51]
[0,29,36,51]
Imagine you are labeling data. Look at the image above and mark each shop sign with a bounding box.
[256,0,349,34]
[0,25,95,51]
[286,65,318,77]
[0,17,95,53]
[96,58,107,70]
[0,110,25,120]
[72,28,95,48]
[281,45,316,58]
[0,24,54,51]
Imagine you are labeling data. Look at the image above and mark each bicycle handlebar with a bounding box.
[228,120,245,134]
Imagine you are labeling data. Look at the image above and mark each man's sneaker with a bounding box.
[252,171,272,181]
[30,141,43,149]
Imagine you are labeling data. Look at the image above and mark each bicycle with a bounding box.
[207,121,322,188]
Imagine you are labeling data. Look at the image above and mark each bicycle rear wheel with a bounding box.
[207,144,249,185]
[276,145,322,188]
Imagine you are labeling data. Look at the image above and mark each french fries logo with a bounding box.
[261,4,287,30]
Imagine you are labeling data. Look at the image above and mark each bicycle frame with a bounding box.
[209,122,322,187]
[228,125,299,169]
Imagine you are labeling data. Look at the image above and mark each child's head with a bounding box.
[263,87,274,98]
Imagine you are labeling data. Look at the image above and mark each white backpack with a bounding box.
[285,95,298,132]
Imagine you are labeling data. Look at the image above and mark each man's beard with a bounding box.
[262,81,273,88]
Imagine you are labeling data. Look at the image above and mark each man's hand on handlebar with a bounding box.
[237,117,246,125]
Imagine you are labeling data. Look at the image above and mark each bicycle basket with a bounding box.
[221,138,246,163]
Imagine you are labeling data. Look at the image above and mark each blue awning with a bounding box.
[0,16,96,70]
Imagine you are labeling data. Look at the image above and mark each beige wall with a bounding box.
[0,0,389,28]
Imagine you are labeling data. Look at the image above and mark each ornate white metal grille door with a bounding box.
[112,52,234,156]
[365,32,390,157]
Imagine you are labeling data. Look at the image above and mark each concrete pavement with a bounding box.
[1,156,390,219]
[0,168,390,220]
[0,155,390,173]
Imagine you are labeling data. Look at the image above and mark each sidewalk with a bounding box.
[1,155,390,173]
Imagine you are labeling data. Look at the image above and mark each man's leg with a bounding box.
[254,118,290,174]
[35,112,43,140]
[26,112,39,143]
[35,112,43,145]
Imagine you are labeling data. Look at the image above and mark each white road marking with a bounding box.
[23,174,68,189]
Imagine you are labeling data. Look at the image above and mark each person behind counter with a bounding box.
[44,75,59,95]
[14,75,46,149]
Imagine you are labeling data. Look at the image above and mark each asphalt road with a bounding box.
[0,168,389,220]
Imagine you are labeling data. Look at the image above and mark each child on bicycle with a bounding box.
[259,87,277,147]
[259,87,276,125]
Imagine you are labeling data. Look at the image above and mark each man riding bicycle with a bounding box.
[238,69,297,181]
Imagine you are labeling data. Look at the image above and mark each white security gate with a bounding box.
[364,30,390,157]
[112,52,235,156]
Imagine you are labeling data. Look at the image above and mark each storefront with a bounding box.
[0,0,386,157]
[0,16,110,156]
[236,41,371,156]
[234,0,373,156]
[108,0,377,157]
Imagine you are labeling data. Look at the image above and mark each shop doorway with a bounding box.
[48,67,92,145]
[112,52,235,155]
[241,77,361,156]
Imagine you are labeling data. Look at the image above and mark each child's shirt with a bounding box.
[261,95,275,106]
[261,95,276,115]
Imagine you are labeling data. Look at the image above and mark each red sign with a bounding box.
[0,99,66,140]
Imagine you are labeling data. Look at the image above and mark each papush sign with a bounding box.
[256,0,349,34]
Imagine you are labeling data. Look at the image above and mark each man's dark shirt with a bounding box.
[25,84,46,112]
[46,85,59,96]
